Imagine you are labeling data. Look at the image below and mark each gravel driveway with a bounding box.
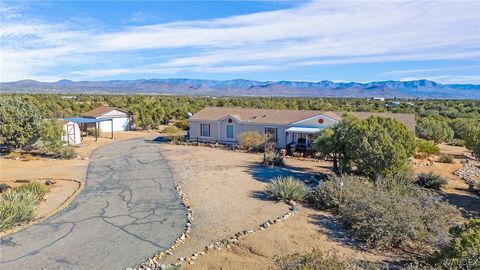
[0,138,186,269]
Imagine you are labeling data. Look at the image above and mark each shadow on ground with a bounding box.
[442,189,480,218]
[242,161,324,184]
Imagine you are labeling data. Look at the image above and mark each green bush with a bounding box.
[265,176,309,202]
[87,128,98,137]
[174,119,189,130]
[275,249,365,270]
[449,139,465,147]
[15,182,48,199]
[415,172,448,190]
[309,175,460,250]
[0,190,37,231]
[416,139,440,155]
[164,126,183,142]
[238,131,264,151]
[431,218,480,269]
[416,117,454,144]
[263,151,285,167]
[438,154,454,164]
[51,146,77,159]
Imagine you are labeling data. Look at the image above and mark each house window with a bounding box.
[265,127,278,142]
[226,125,234,139]
[200,124,210,137]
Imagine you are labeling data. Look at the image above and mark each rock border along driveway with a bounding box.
[0,138,186,270]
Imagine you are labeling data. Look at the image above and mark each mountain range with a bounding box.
[1,78,479,99]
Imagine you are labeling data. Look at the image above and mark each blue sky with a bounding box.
[1,0,479,84]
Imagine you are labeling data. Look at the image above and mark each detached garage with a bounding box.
[82,106,133,132]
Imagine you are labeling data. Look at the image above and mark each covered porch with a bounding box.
[284,127,321,155]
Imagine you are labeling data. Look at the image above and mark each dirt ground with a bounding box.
[414,144,480,218]
[0,179,81,237]
[183,208,397,270]
[158,145,397,268]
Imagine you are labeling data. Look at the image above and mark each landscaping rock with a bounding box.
[45,179,56,185]
[0,183,11,193]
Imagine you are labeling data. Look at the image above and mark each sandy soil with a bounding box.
[158,145,396,268]
[414,144,480,218]
[158,145,291,264]
[0,179,81,237]
[183,208,397,270]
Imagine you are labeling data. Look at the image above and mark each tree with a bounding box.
[314,114,357,174]
[0,97,42,148]
[465,124,480,160]
[346,116,416,180]
[41,119,64,152]
[416,117,454,144]
[449,118,477,140]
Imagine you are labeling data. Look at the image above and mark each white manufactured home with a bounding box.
[188,107,416,149]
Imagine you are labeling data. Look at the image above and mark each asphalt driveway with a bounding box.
[0,138,186,269]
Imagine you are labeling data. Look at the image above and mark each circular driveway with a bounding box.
[0,138,186,269]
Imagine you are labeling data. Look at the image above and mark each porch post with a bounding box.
[95,122,98,142]
[111,119,114,139]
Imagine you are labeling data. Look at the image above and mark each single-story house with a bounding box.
[82,106,133,132]
[188,107,416,149]
[60,120,81,145]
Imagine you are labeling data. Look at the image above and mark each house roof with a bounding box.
[190,107,416,131]
[82,106,129,118]
[190,107,342,125]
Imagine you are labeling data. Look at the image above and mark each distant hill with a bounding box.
[1,78,479,99]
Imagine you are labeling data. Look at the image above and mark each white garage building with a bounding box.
[82,106,133,132]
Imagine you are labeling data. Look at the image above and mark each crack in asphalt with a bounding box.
[0,138,187,269]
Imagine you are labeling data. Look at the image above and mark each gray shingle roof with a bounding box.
[190,107,416,131]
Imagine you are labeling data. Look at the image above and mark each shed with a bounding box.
[82,106,133,132]
[60,120,81,145]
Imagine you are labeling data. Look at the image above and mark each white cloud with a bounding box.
[1,0,479,82]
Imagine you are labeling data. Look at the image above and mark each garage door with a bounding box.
[100,117,131,132]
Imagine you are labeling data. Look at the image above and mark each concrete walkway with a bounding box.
[0,138,186,269]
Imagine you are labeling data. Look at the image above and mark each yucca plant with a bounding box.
[15,182,48,200]
[0,190,37,231]
[415,172,448,190]
[265,176,309,202]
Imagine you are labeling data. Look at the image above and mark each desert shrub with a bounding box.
[0,190,37,231]
[309,175,460,250]
[275,249,364,270]
[173,119,189,130]
[438,154,454,164]
[416,139,440,155]
[448,139,465,147]
[164,126,183,142]
[5,151,21,159]
[346,116,416,180]
[263,150,285,167]
[51,146,77,159]
[0,97,42,148]
[238,131,264,151]
[465,124,480,160]
[417,117,454,144]
[430,218,480,269]
[21,153,34,161]
[15,182,48,200]
[265,176,309,202]
[415,172,448,190]
[87,128,98,137]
